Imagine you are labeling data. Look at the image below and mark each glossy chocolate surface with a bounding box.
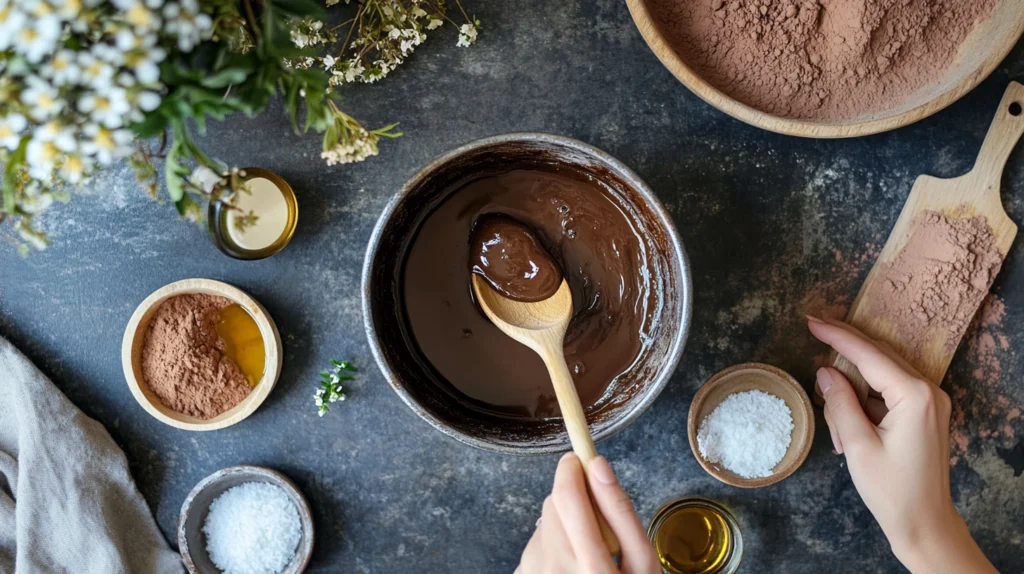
[403,169,655,418]
[469,214,563,303]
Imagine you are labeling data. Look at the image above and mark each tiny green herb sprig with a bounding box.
[315,359,356,417]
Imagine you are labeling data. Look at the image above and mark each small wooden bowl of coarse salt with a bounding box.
[178,465,314,574]
[687,363,814,488]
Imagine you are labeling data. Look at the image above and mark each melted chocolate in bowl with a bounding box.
[404,169,656,419]
[470,214,563,303]
[364,135,690,453]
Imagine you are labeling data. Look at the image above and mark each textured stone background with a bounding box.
[2,1,1023,572]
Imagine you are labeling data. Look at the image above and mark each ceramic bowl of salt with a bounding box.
[687,363,814,488]
[178,465,314,574]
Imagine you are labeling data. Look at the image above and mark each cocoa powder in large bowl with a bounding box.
[362,133,693,454]
[627,0,1024,137]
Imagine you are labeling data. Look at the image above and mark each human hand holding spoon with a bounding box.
[470,215,620,555]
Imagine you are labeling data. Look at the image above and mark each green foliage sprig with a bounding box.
[315,359,356,417]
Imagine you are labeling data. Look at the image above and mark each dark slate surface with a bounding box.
[2,2,1023,572]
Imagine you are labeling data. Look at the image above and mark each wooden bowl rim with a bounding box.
[625,0,1024,138]
[120,278,283,431]
[177,465,314,574]
[687,362,814,488]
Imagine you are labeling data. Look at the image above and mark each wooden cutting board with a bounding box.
[824,82,1024,405]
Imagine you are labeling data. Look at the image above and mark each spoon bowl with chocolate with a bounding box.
[363,133,693,454]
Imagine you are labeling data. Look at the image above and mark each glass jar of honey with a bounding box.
[648,497,743,574]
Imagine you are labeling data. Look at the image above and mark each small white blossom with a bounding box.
[33,121,77,152]
[290,29,309,48]
[137,90,161,111]
[118,0,161,33]
[321,132,379,165]
[163,0,213,52]
[0,113,28,151]
[427,18,442,30]
[457,23,478,48]
[322,54,336,70]
[41,50,81,86]
[15,13,61,63]
[21,76,63,121]
[59,152,92,184]
[57,0,84,20]
[188,165,221,193]
[81,124,134,165]
[79,86,131,128]
[26,137,60,180]
[0,7,28,51]
[78,53,116,90]
[17,183,55,215]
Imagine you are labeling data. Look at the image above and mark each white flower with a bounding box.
[119,0,161,33]
[81,124,134,165]
[188,165,221,193]
[125,50,163,84]
[343,59,364,83]
[291,29,309,48]
[79,86,131,128]
[91,42,125,67]
[17,184,54,215]
[59,152,92,184]
[78,53,116,89]
[457,23,478,48]
[163,0,213,52]
[42,50,81,86]
[21,76,63,121]
[412,7,427,18]
[33,121,77,152]
[0,113,27,150]
[427,18,442,30]
[57,0,84,20]
[26,136,61,180]
[20,0,52,17]
[322,54,336,70]
[15,13,61,63]
[0,6,28,51]
[321,132,379,165]
[136,90,161,111]
[114,28,142,51]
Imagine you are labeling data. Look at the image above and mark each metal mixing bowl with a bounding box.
[362,133,692,454]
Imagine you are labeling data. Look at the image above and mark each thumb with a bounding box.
[818,367,878,454]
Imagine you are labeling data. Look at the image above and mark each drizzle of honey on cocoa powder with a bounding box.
[401,169,653,418]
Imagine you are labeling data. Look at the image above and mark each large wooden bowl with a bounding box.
[627,0,1024,138]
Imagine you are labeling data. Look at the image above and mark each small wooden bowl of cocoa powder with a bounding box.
[121,278,283,431]
[627,0,1024,137]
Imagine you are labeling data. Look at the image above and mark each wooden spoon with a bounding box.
[820,82,1024,406]
[471,275,620,555]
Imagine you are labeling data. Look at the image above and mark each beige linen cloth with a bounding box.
[0,337,183,573]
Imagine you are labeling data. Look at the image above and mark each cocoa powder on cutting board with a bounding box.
[867,211,1004,357]
[140,293,252,420]
[647,0,999,119]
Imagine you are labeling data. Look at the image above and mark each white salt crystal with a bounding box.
[203,481,301,574]
[697,390,794,479]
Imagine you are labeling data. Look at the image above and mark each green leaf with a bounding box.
[2,136,28,214]
[200,67,251,89]
[131,110,170,139]
[164,137,190,202]
[267,0,325,20]
[174,195,200,217]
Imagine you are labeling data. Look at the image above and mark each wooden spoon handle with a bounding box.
[972,81,1024,191]
[542,349,621,556]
